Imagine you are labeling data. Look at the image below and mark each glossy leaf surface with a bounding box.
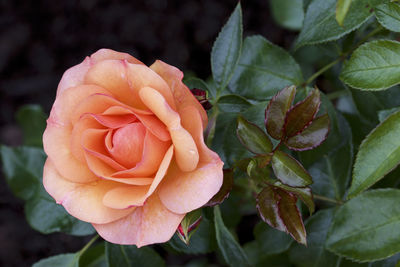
[326,189,400,262]
[230,35,303,100]
[349,110,400,198]
[269,0,304,30]
[285,114,330,151]
[32,254,78,267]
[256,186,307,245]
[341,40,400,90]
[375,2,400,32]
[265,85,296,140]
[211,3,242,91]
[284,88,320,137]
[272,150,313,187]
[237,116,273,155]
[273,181,315,214]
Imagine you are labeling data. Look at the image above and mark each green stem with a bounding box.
[314,194,343,205]
[69,235,99,267]
[305,58,341,85]
[304,26,384,86]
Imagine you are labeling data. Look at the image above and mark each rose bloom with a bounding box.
[42,49,223,247]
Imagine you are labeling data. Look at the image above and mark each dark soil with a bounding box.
[0,0,293,266]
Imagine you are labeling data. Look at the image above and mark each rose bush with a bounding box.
[42,49,223,247]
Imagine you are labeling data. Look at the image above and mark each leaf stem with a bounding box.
[313,194,343,205]
[78,235,99,256]
[304,26,384,86]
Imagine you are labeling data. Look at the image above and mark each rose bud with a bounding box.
[42,49,223,247]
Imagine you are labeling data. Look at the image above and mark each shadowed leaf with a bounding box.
[265,85,296,140]
[237,116,273,154]
[336,0,352,26]
[206,169,234,206]
[284,88,320,137]
[286,114,330,151]
[272,150,312,187]
[256,186,307,245]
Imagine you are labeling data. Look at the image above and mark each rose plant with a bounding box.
[2,1,400,266]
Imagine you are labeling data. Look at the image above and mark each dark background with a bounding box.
[0,0,294,266]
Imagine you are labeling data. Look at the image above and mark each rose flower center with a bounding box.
[108,122,146,168]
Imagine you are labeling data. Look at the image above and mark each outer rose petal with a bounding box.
[158,106,224,214]
[93,193,184,247]
[150,60,208,128]
[43,159,134,224]
[57,57,92,96]
[90,48,143,65]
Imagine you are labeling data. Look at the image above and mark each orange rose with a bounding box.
[42,49,223,246]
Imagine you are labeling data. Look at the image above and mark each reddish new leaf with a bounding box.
[265,85,296,140]
[256,186,307,245]
[276,189,307,245]
[256,186,286,231]
[271,150,312,187]
[285,114,330,151]
[177,209,202,245]
[284,88,321,138]
[273,181,315,214]
[206,169,234,206]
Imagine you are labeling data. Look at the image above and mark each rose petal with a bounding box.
[85,60,150,110]
[71,93,151,125]
[50,84,109,125]
[88,113,137,129]
[139,86,199,172]
[101,177,154,186]
[82,129,126,172]
[93,194,184,247]
[126,62,177,110]
[113,130,170,177]
[150,60,208,128]
[90,48,143,65]
[158,107,223,214]
[109,123,146,168]
[43,159,134,224]
[146,145,174,197]
[43,122,98,183]
[57,57,92,96]
[103,185,150,209]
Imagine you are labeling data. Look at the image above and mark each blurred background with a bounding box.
[0,0,296,266]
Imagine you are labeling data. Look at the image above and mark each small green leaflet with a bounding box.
[269,0,304,30]
[375,2,400,33]
[341,40,400,90]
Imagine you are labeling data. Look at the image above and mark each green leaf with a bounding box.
[79,243,107,267]
[106,243,165,267]
[0,146,46,201]
[32,253,78,267]
[341,40,400,90]
[229,35,303,100]
[272,150,312,187]
[308,113,353,200]
[378,107,400,122]
[269,0,304,30]
[289,208,340,267]
[286,114,330,151]
[237,116,273,154]
[16,104,47,147]
[336,0,353,26]
[295,0,384,49]
[206,169,234,206]
[348,110,400,198]
[375,2,400,32]
[265,85,296,140]
[211,2,242,91]
[25,187,95,235]
[217,94,252,113]
[214,206,250,267]
[284,88,321,137]
[256,186,307,245]
[326,189,400,262]
[254,222,293,256]
[272,181,315,214]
